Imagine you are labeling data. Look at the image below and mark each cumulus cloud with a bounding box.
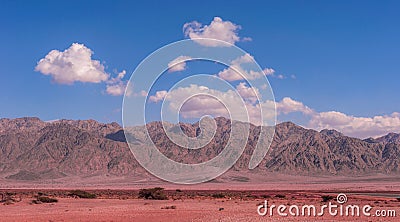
[161,84,245,121]
[236,82,260,104]
[35,43,109,84]
[183,17,245,47]
[262,68,287,79]
[309,111,400,138]
[263,68,275,76]
[276,97,314,116]
[105,70,131,96]
[148,85,400,138]
[218,53,269,81]
[168,56,192,72]
[35,43,135,97]
[149,90,168,103]
[275,97,400,138]
[217,53,283,82]
[149,84,275,125]
[179,95,229,119]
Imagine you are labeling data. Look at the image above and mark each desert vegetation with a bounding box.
[138,187,168,200]
[321,195,335,202]
[0,192,22,205]
[274,194,286,198]
[32,196,58,204]
[161,205,176,209]
[68,190,96,199]
[211,193,225,198]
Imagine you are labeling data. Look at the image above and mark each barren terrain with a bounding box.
[1,188,399,222]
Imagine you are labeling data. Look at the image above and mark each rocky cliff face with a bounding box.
[0,117,399,180]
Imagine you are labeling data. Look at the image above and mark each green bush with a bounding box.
[69,190,96,199]
[138,187,167,200]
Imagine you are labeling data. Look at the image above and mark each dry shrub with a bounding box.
[139,187,167,200]
[69,190,96,199]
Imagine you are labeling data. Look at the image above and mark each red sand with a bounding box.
[0,189,399,221]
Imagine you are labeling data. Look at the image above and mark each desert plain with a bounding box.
[1,173,400,222]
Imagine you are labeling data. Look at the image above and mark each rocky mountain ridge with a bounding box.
[0,117,399,180]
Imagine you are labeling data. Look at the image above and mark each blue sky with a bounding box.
[1,0,399,138]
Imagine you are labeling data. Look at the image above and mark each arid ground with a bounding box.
[1,177,400,222]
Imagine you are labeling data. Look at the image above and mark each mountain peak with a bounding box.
[0,117,400,180]
[320,129,344,138]
[376,132,400,143]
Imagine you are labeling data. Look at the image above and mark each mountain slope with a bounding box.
[0,117,399,180]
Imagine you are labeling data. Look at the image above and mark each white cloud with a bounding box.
[263,68,287,79]
[149,84,275,125]
[162,84,243,120]
[275,97,400,138]
[309,111,400,138]
[260,84,268,90]
[276,97,314,116]
[106,84,126,96]
[139,90,148,97]
[183,17,244,47]
[236,82,260,104]
[36,43,135,97]
[242,37,252,42]
[105,70,130,96]
[179,95,229,119]
[149,90,168,103]
[35,43,109,84]
[149,85,400,138]
[218,53,267,81]
[168,56,192,72]
[263,68,275,76]
[217,53,284,82]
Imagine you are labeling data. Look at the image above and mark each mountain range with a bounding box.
[0,117,399,181]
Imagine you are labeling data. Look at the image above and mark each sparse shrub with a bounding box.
[246,194,257,199]
[1,192,22,205]
[275,194,286,199]
[321,195,334,202]
[219,207,224,211]
[69,190,96,199]
[261,194,271,199]
[161,205,176,209]
[32,195,58,204]
[36,196,58,203]
[211,193,225,198]
[231,176,249,182]
[138,187,167,200]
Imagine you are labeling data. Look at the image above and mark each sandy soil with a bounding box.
[1,173,399,221]
[0,190,399,222]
